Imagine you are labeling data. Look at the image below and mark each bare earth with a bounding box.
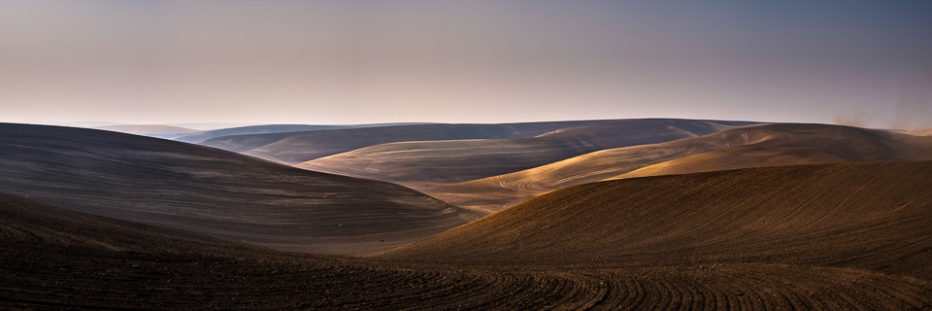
[3,122,932,310]
[3,161,932,310]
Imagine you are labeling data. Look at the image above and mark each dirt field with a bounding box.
[3,123,931,310]
[3,192,932,310]
[3,161,932,309]
[386,162,932,276]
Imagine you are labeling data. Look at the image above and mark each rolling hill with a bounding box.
[907,128,932,136]
[199,119,668,163]
[4,190,931,310]
[173,124,352,143]
[298,119,752,184]
[95,124,200,139]
[172,123,425,144]
[613,123,932,180]
[0,123,475,255]
[0,193,586,309]
[426,123,932,212]
[383,161,932,281]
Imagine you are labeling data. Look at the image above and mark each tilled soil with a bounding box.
[5,241,932,310]
[4,159,932,310]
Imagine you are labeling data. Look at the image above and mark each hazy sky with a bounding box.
[2,1,931,129]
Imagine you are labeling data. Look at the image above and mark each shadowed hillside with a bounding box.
[299,119,751,184]
[426,123,932,212]
[385,162,932,281]
[4,193,931,310]
[0,123,475,255]
[200,119,672,163]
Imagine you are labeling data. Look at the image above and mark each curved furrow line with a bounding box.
[406,272,512,309]
[728,268,841,311]
[720,271,789,311]
[445,273,544,310]
[854,277,932,310]
[525,273,580,310]
[473,274,549,310]
[735,273,805,311]
[655,277,684,311]
[639,278,669,311]
[547,274,610,311]
[569,274,613,310]
[675,278,706,311]
[727,265,932,311]
[522,274,575,310]
[692,275,734,311]
[391,272,500,309]
[600,275,641,308]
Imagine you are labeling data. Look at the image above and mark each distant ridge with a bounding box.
[199,119,655,163]
[298,119,753,184]
[174,122,427,144]
[95,124,199,139]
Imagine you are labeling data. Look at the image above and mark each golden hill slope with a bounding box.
[384,161,932,281]
[907,128,932,136]
[0,123,474,255]
[425,123,932,212]
[614,123,932,180]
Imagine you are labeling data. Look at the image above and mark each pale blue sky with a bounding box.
[2,1,931,129]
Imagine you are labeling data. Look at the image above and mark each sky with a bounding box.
[2,0,931,129]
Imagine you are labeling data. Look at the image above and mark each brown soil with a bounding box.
[4,123,932,310]
[380,162,932,309]
[385,162,932,277]
[3,190,931,310]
